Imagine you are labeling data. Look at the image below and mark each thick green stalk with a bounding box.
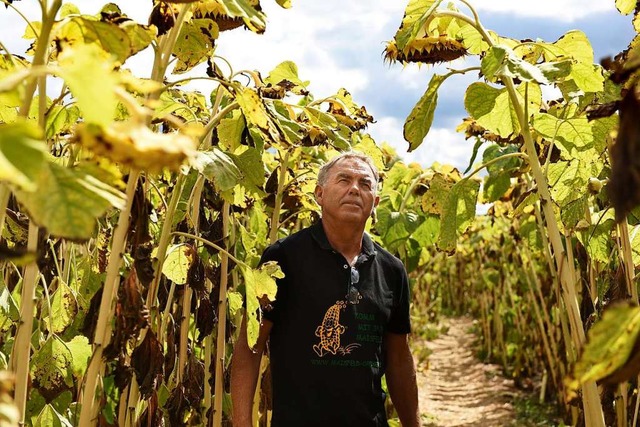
[18,0,61,116]
[78,170,140,427]
[213,201,230,426]
[177,287,193,382]
[501,76,604,426]
[521,251,558,391]
[10,222,39,423]
[268,150,291,244]
[0,184,10,243]
[151,3,192,82]
[618,220,637,301]
[146,174,187,317]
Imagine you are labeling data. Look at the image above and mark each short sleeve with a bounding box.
[386,265,411,334]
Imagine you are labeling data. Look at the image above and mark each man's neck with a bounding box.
[321,218,365,263]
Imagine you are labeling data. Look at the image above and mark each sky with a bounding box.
[0,1,635,171]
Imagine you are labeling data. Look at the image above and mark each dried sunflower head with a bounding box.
[192,0,261,32]
[75,121,198,173]
[384,35,467,65]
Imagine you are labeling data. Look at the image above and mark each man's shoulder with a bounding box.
[264,225,315,256]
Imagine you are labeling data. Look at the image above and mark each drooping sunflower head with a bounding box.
[384,35,467,65]
[192,0,262,32]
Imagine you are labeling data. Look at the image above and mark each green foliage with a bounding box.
[14,161,125,241]
[33,404,72,427]
[56,44,120,127]
[438,179,480,253]
[173,19,219,73]
[404,74,446,151]
[42,280,78,334]
[566,304,640,399]
[0,121,46,191]
[242,261,283,349]
[162,244,193,285]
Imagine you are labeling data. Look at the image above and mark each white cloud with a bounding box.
[471,0,615,22]
[0,0,625,174]
[370,116,477,171]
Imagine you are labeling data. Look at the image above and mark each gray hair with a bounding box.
[317,151,380,187]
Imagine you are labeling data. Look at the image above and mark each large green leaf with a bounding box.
[34,404,72,427]
[193,148,243,192]
[394,0,437,50]
[236,87,281,146]
[409,214,440,247]
[404,74,446,151]
[551,30,594,64]
[576,217,614,264]
[0,278,19,334]
[482,172,511,203]
[547,160,590,207]
[519,218,543,250]
[268,101,304,145]
[376,210,420,252]
[173,19,219,74]
[617,0,636,14]
[45,105,81,139]
[162,244,193,285]
[57,44,119,127]
[42,280,78,334]
[228,291,244,317]
[437,179,480,253]
[561,196,589,230]
[566,304,640,399]
[242,261,284,349]
[275,0,292,8]
[464,82,541,139]
[533,113,594,158]
[229,146,266,194]
[31,336,74,395]
[53,16,131,64]
[482,45,548,84]
[65,336,92,381]
[421,172,453,215]
[120,20,156,58]
[217,110,246,151]
[0,121,47,191]
[265,61,310,94]
[482,45,572,85]
[14,161,125,241]
[570,62,605,94]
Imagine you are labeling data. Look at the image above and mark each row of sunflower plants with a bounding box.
[384,0,640,425]
[0,0,434,425]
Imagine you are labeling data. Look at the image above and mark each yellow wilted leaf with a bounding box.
[57,44,119,127]
[75,120,198,173]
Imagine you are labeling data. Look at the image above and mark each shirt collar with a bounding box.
[310,220,376,258]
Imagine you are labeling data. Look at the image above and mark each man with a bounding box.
[231,152,419,426]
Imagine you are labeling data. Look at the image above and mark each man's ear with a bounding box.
[374,195,380,208]
[314,185,323,204]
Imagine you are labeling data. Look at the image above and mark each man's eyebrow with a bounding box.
[335,171,374,182]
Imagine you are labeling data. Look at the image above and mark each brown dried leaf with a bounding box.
[131,330,164,399]
[609,88,640,222]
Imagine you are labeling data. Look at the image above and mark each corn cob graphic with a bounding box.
[313,300,347,357]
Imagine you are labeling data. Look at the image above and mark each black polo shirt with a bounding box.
[260,220,411,427]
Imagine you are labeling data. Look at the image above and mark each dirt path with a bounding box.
[416,317,521,426]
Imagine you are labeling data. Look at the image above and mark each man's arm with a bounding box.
[384,332,419,427]
[230,314,273,427]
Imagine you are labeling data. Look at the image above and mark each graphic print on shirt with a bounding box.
[312,299,362,357]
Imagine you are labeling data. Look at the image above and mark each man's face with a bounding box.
[314,157,380,226]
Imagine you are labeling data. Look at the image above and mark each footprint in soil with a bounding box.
[415,317,522,427]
